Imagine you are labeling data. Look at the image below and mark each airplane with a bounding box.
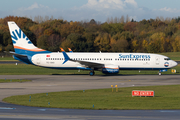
[7,21,178,76]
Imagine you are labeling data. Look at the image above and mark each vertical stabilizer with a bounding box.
[8,21,50,55]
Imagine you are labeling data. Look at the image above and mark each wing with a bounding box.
[60,48,104,69]
[70,59,104,68]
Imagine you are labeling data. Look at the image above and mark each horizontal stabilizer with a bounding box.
[61,48,71,64]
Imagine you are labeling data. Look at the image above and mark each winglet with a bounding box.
[68,48,73,53]
[60,48,65,52]
[61,48,70,64]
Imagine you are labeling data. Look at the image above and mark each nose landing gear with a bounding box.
[158,72,161,76]
[158,69,167,76]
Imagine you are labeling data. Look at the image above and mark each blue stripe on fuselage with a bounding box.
[13,48,51,64]
[119,67,169,70]
[14,48,51,56]
[13,55,32,64]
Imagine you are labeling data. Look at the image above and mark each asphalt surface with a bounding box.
[1,102,180,120]
[0,75,180,120]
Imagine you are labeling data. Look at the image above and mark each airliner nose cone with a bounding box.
[173,61,178,67]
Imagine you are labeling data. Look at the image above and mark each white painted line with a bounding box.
[0,107,16,110]
[160,111,177,113]
[38,109,46,111]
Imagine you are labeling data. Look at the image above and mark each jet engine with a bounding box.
[102,65,119,74]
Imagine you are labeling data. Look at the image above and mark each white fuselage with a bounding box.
[31,52,177,70]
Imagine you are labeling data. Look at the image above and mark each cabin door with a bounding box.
[36,55,41,64]
[155,56,160,65]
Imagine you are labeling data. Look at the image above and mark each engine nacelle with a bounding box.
[102,65,119,74]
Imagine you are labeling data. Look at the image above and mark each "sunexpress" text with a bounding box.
[119,54,151,59]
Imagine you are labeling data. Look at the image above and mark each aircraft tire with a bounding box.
[89,71,95,76]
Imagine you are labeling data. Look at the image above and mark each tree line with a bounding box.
[1,15,180,53]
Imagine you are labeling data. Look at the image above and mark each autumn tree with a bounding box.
[94,33,111,52]
[1,15,180,53]
[60,40,74,51]
[147,32,166,53]
[110,32,131,52]
[37,35,48,50]
[142,39,149,53]
[124,22,137,32]
[0,44,3,52]
[101,22,124,36]
[111,39,129,52]
[47,34,61,51]
[65,33,94,52]
[131,39,139,52]
[172,36,180,52]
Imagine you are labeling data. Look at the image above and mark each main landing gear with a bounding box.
[89,71,95,76]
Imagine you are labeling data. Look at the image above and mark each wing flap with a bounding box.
[70,59,104,68]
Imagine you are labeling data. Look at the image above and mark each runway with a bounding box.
[0,75,180,120]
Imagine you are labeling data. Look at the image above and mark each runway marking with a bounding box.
[38,109,46,111]
[0,107,16,110]
[160,110,177,112]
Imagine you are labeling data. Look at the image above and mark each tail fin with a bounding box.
[8,21,50,55]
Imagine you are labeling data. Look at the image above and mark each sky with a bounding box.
[0,0,180,22]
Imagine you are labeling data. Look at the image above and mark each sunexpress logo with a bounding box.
[11,29,32,44]
[119,54,151,59]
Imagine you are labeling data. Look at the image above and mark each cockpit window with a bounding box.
[164,58,171,61]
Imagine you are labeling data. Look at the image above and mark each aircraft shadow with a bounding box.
[51,73,180,76]
[51,73,135,76]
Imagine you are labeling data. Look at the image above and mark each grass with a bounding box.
[160,52,180,61]
[0,79,31,83]
[0,57,16,61]
[3,85,180,110]
[0,64,179,75]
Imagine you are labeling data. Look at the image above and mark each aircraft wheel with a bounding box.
[89,71,95,76]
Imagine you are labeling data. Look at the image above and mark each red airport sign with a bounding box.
[132,90,154,97]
